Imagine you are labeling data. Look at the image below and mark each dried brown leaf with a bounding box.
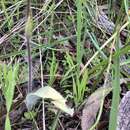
[117,91,130,130]
[81,87,112,130]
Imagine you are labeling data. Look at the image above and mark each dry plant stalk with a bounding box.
[25,0,33,92]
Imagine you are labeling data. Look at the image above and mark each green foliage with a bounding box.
[1,0,130,129]
[0,63,19,130]
[5,114,11,130]
[73,70,88,105]
[76,0,84,72]
[48,51,58,86]
[124,0,130,21]
[108,33,120,130]
[63,52,88,105]
[1,0,13,29]
[24,111,37,120]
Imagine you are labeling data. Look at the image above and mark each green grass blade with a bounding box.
[87,31,107,59]
[108,35,120,130]
[76,0,83,71]
[5,114,11,130]
[48,51,58,86]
